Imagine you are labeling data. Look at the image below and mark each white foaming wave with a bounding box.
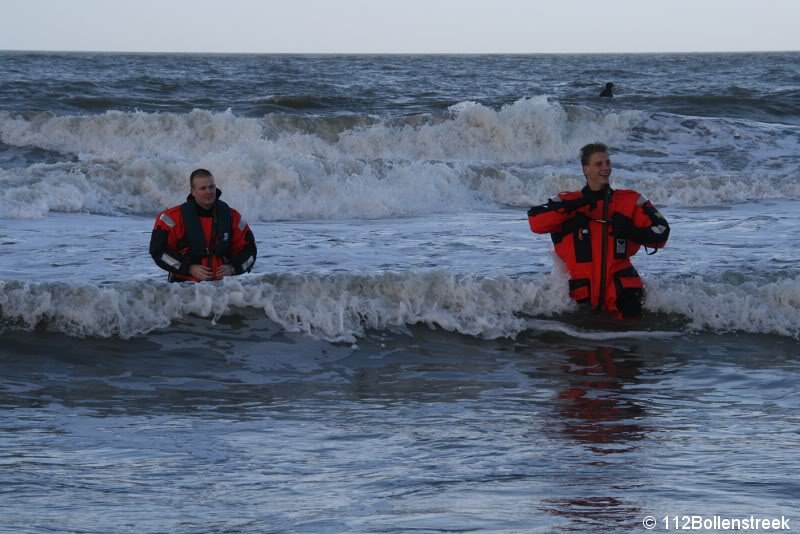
[204,143,489,220]
[0,161,194,219]
[1,271,798,342]
[4,160,798,222]
[497,170,800,209]
[335,97,641,162]
[0,271,573,342]
[0,109,263,161]
[488,170,795,215]
[0,99,637,163]
[618,173,800,207]
[645,273,800,338]
[2,99,627,220]
[2,101,799,221]
[0,156,490,220]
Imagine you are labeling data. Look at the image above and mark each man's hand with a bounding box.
[215,264,234,279]
[559,196,590,214]
[189,264,213,281]
[610,213,645,242]
[609,213,633,237]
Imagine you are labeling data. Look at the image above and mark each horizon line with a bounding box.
[2,48,799,56]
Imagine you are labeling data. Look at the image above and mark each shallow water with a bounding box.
[2,319,798,532]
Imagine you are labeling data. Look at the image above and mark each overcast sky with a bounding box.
[1,0,798,54]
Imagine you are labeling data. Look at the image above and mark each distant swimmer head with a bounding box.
[580,143,612,191]
[606,82,614,89]
[600,82,614,97]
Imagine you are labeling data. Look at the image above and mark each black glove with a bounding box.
[610,213,645,242]
[528,193,591,217]
[559,196,591,213]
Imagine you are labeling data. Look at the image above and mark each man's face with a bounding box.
[191,175,217,209]
[583,151,612,191]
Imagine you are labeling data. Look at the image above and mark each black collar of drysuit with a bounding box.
[186,188,222,217]
[581,184,613,201]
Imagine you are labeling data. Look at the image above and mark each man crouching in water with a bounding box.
[527,144,669,318]
[150,168,257,282]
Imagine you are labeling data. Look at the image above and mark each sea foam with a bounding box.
[1,271,797,342]
[0,272,572,342]
[1,98,798,220]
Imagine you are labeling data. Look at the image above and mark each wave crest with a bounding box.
[1,99,799,220]
[1,271,798,342]
[0,272,571,342]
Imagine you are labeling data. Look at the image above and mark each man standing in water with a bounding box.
[600,82,614,97]
[149,168,257,282]
[527,144,669,318]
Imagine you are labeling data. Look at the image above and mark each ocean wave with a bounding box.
[0,109,264,160]
[0,272,572,342]
[1,100,799,220]
[334,98,640,162]
[622,89,800,126]
[1,159,798,222]
[1,271,797,342]
[0,98,635,163]
[571,174,800,209]
[646,273,800,339]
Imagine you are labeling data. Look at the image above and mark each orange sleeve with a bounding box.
[527,193,588,234]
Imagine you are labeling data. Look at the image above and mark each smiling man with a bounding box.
[527,143,669,318]
[149,168,257,282]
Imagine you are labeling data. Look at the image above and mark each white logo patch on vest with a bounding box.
[223,232,229,242]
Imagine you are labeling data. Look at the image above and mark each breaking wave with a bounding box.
[1,271,797,342]
[1,98,798,220]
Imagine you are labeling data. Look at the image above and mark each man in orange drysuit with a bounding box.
[527,143,669,318]
[149,168,257,282]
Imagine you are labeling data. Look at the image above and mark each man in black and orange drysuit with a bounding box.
[149,168,257,282]
[527,143,669,318]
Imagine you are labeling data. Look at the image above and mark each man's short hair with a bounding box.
[580,143,609,166]
[190,168,213,188]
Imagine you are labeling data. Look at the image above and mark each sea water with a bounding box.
[1,53,798,532]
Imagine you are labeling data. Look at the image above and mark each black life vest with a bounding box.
[180,199,233,262]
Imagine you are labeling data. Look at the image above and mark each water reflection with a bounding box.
[556,347,645,453]
[541,496,643,532]
[541,346,646,531]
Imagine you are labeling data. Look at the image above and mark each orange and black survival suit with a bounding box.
[528,185,669,318]
[149,189,257,282]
